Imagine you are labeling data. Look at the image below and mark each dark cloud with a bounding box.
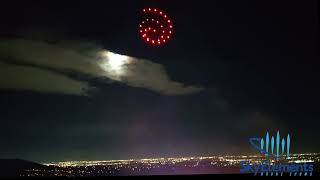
[0,61,90,96]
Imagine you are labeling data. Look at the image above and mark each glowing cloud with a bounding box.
[99,51,132,79]
[0,39,204,96]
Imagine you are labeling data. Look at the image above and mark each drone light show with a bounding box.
[139,8,174,46]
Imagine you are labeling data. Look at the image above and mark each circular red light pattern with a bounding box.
[139,8,174,46]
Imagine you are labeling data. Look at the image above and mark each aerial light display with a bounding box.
[139,8,174,46]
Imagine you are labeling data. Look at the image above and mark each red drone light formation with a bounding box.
[139,8,174,46]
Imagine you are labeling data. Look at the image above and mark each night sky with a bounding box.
[0,0,319,163]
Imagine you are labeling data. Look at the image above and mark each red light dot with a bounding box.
[141,8,173,45]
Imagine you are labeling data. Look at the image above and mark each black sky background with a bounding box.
[0,0,319,162]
